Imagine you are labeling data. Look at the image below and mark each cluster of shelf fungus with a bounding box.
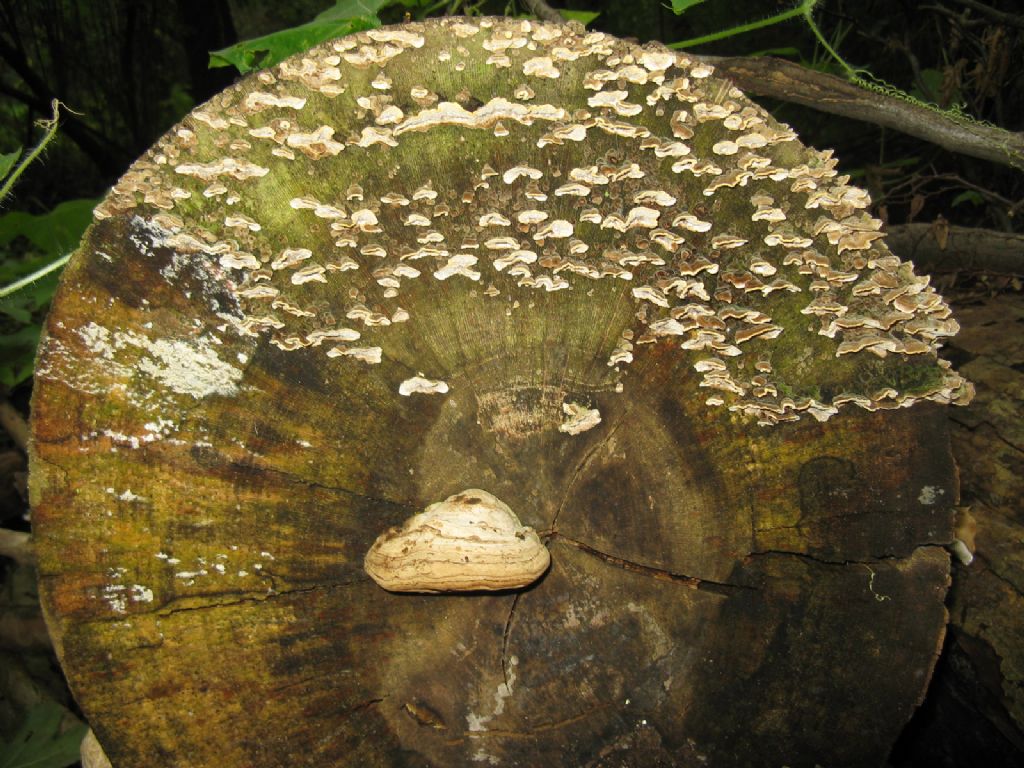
[95,16,972,427]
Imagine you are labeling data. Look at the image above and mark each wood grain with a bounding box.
[30,18,967,767]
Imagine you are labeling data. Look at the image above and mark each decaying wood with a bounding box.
[29,17,971,767]
[0,399,29,451]
[0,528,33,566]
[891,287,1024,766]
[886,223,1024,275]
[703,55,1024,172]
[945,292,1024,738]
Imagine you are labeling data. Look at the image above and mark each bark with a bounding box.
[521,0,563,24]
[886,223,1024,275]
[891,287,1024,767]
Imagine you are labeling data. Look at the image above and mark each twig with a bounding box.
[0,253,71,300]
[700,54,1024,172]
[0,610,52,650]
[886,223,1024,275]
[520,0,562,24]
[871,168,1018,213]
[0,527,33,565]
[670,5,805,50]
[953,0,1024,30]
[0,400,29,452]
[0,99,62,201]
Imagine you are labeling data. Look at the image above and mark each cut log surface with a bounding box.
[29,17,972,768]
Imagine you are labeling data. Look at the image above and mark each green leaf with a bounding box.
[315,0,391,22]
[747,46,801,59]
[559,10,600,26]
[671,0,707,14]
[0,702,87,768]
[1,321,46,378]
[0,356,37,389]
[912,68,944,101]
[0,148,21,183]
[209,0,390,74]
[0,198,97,258]
[952,190,984,208]
[0,301,34,323]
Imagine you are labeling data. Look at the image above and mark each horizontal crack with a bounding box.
[744,543,948,568]
[150,579,361,619]
[551,535,753,595]
[467,704,611,739]
[235,462,421,514]
[950,415,1024,455]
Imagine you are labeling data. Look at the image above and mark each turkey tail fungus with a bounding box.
[30,17,972,767]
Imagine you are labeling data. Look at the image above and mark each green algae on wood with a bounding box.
[30,16,971,768]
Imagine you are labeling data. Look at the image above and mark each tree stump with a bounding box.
[29,17,973,767]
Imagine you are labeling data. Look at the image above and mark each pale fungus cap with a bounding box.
[364,490,550,592]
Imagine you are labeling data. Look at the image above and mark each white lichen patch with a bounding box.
[102,581,154,614]
[106,487,146,502]
[70,323,242,400]
[467,655,519,735]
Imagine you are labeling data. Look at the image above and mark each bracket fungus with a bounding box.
[364,489,549,592]
[31,16,971,768]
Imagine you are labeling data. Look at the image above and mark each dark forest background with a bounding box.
[1,1,1022,766]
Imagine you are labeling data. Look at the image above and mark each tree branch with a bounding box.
[953,0,1024,30]
[521,0,562,24]
[886,223,1024,275]
[701,55,1024,172]
[0,399,28,452]
[0,528,33,565]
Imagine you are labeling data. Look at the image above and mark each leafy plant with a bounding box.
[0,702,87,768]
[0,199,96,389]
[669,0,813,52]
[669,0,982,127]
[671,0,707,13]
[0,150,20,183]
[2,105,61,205]
[558,10,600,26]
[209,0,393,74]
[1,103,95,390]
